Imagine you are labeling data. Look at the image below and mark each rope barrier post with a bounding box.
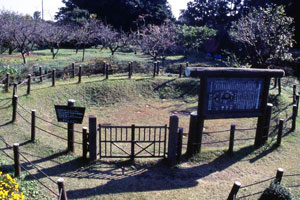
[12,95,18,123]
[263,103,273,144]
[89,115,97,162]
[292,104,297,131]
[27,74,31,95]
[168,115,179,166]
[39,67,43,82]
[78,66,82,83]
[57,178,68,200]
[153,62,156,78]
[52,69,56,87]
[13,143,21,178]
[128,62,132,79]
[296,95,300,112]
[278,78,281,95]
[67,99,75,153]
[156,61,160,75]
[227,181,241,200]
[274,78,278,88]
[277,119,284,147]
[179,64,183,78]
[71,63,75,78]
[275,168,284,184]
[13,83,17,97]
[186,112,199,157]
[31,110,36,143]
[293,85,297,104]
[228,124,235,155]
[176,128,183,162]
[5,73,10,92]
[82,127,88,159]
[105,64,109,80]
[130,124,135,161]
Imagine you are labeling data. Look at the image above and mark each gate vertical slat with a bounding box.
[110,128,112,156]
[99,125,102,159]
[164,124,168,157]
[105,128,107,157]
[115,128,117,141]
[131,125,135,160]
[158,128,162,157]
[148,128,151,141]
[126,128,128,141]
[138,128,141,141]
[144,128,146,141]
[153,128,156,156]
[121,128,123,141]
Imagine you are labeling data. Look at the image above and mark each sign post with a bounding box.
[55,100,85,153]
[185,67,285,155]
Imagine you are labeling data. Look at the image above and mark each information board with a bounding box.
[55,105,85,124]
[204,77,265,118]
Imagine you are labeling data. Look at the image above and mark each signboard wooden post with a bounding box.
[185,68,285,155]
[55,99,85,153]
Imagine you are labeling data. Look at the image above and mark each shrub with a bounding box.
[0,171,24,200]
[258,181,293,200]
[229,5,295,68]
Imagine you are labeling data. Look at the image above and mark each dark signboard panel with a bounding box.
[204,77,265,118]
[55,105,85,124]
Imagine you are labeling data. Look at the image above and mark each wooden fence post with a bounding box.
[156,62,160,75]
[227,181,241,200]
[13,143,21,178]
[27,74,31,95]
[292,104,297,131]
[71,63,75,78]
[128,62,132,79]
[131,124,135,161]
[296,95,300,111]
[278,78,281,95]
[31,110,36,143]
[105,64,109,79]
[168,115,179,166]
[262,103,273,144]
[275,168,284,184]
[12,83,17,99]
[276,119,284,147]
[274,78,278,88]
[82,127,88,159]
[57,178,68,200]
[52,69,56,87]
[293,85,297,104]
[67,100,75,153]
[228,124,235,155]
[5,73,10,92]
[89,115,97,162]
[78,66,82,83]
[12,95,18,123]
[153,62,156,78]
[177,128,183,162]
[179,64,183,78]
[39,67,43,82]
[186,112,199,157]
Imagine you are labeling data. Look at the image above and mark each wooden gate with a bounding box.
[98,124,168,159]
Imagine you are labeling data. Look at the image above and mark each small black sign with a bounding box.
[55,105,85,124]
[205,77,264,117]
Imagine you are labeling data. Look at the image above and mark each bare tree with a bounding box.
[38,22,70,59]
[136,21,178,62]
[70,19,99,62]
[97,25,129,56]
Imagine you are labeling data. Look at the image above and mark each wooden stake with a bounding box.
[57,178,68,200]
[227,181,241,200]
[13,143,21,178]
[31,110,36,143]
[78,66,82,83]
[82,127,88,159]
[276,119,284,147]
[27,74,31,95]
[67,100,75,153]
[228,124,235,155]
[89,115,97,162]
[168,116,179,166]
[52,69,56,87]
[12,95,18,123]
[5,73,10,92]
[275,168,284,184]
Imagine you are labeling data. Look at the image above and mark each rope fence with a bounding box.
[0,137,64,199]
[227,168,300,200]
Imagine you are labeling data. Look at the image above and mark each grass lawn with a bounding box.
[0,72,299,199]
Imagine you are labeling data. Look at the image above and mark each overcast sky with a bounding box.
[0,0,191,20]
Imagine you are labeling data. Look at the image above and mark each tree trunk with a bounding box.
[8,48,13,55]
[21,53,27,64]
[82,48,85,62]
